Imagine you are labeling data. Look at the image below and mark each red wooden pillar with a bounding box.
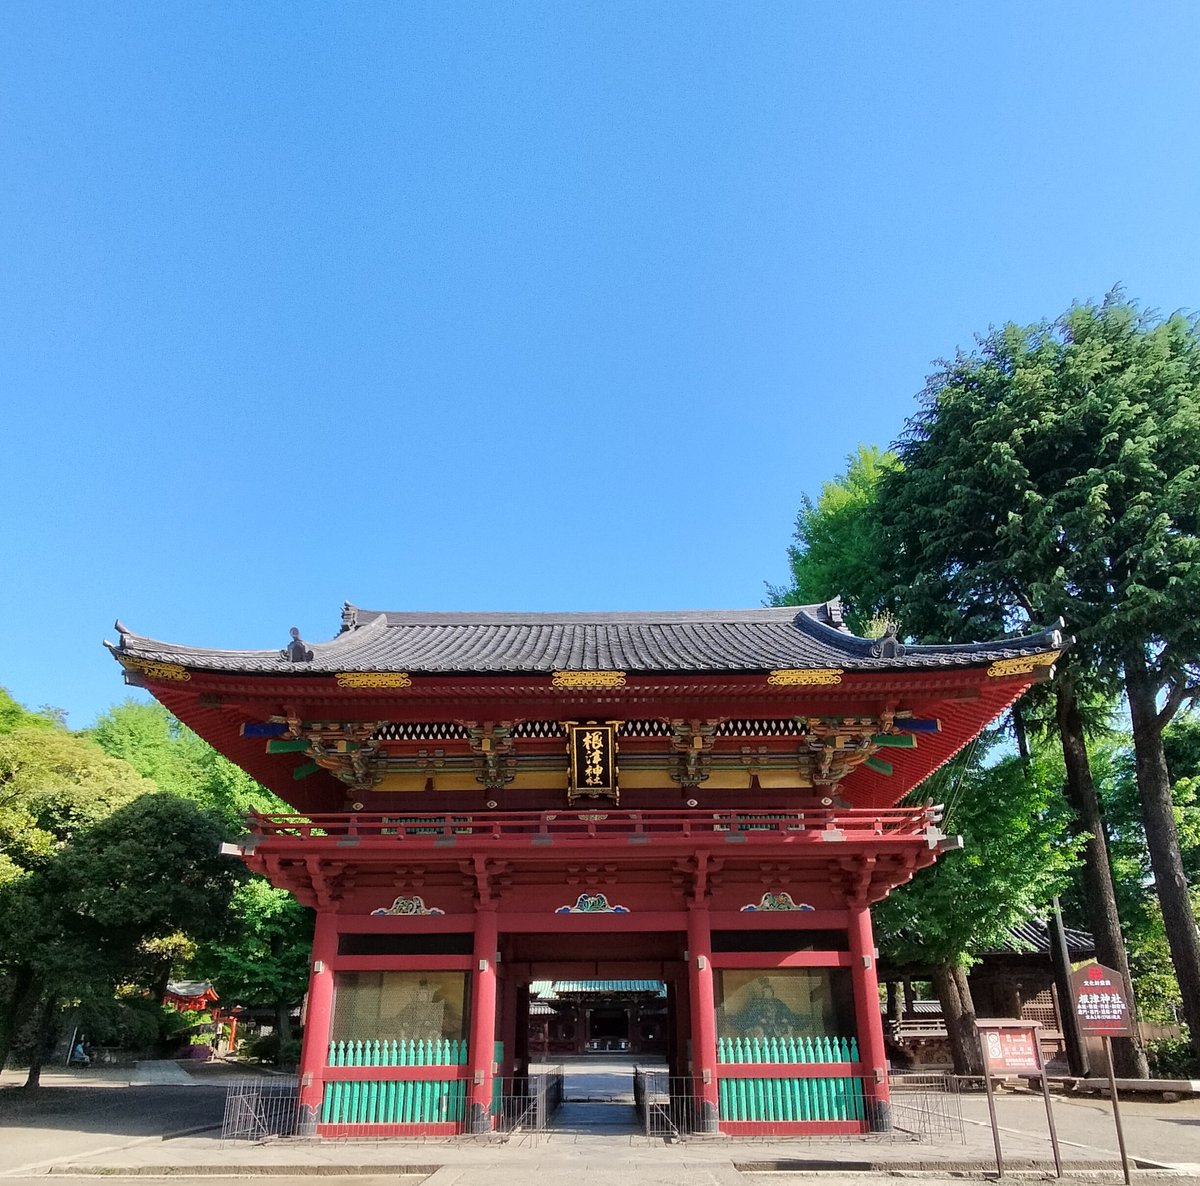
[848,903,891,1130]
[297,910,338,1133]
[686,904,720,1132]
[467,906,499,1132]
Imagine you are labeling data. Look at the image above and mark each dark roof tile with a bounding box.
[109,602,1066,677]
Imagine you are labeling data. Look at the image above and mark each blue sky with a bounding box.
[2,2,1199,728]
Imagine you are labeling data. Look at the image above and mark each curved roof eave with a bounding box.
[105,601,1067,677]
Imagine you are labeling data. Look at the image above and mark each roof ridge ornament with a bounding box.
[284,627,313,663]
[871,621,907,660]
[822,598,848,631]
[341,603,359,633]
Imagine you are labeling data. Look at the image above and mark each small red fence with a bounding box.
[244,805,943,848]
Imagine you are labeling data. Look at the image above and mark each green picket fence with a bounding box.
[326,1038,468,1067]
[321,1039,469,1127]
[320,1076,467,1126]
[716,1035,865,1122]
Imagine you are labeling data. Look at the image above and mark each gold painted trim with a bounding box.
[986,651,1060,679]
[335,671,413,689]
[119,656,191,682]
[767,668,843,687]
[552,670,627,689]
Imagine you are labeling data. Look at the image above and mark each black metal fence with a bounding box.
[634,1070,706,1139]
[221,1066,959,1145]
[492,1069,564,1134]
[222,1070,564,1142]
[631,1069,963,1144]
[222,1076,303,1142]
[885,1072,965,1143]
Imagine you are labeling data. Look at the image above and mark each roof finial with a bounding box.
[341,603,359,634]
[871,619,906,660]
[284,627,313,663]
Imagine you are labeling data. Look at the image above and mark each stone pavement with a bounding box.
[2,1059,1200,1183]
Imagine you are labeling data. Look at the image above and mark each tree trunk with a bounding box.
[1012,704,1031,766]
[886,981,903,1027]
[0,964,35,1073]
[22,994,58,1092]
[1124,647,1200,1064]
[1049,897,1090,1076]
[275,1000,292,1045]
[1055,679,1149,1077]
[951,964,984,1075]
[933,962,982,1076]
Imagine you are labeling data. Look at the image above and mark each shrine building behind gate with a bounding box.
[109,601,1062,1136]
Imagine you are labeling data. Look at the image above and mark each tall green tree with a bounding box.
[91,700,292,827]
[880,294,1200,1064]
[877,748,1082,1073]
[0,793,238,1086]
[189,878,313,1043]
[766,444,898,634]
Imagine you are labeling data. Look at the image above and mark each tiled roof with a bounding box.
[109,600,1066,677]
[165,980,217,1000]
[981,919,1094,959]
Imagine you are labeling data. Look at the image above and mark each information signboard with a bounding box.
[978,1021,1043,1075]
[1067,962,1134,1184]
[973,1019,1059,1178]
[1069,962,1134,1037]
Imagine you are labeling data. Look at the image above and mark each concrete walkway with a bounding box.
[3,1061,1200,1182]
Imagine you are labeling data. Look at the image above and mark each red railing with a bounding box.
[243,805,942,847]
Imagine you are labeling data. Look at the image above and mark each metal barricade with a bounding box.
[222,1076,302,1141]
[888,1071,965,1143]
[634,1070,702,1139]
[492,1069,564,1134]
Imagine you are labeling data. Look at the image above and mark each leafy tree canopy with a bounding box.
[879,293,1200,681]
[767,444,899,635]
[0,725,154,885]
[189,876,313,1012]
[877,747,1082,968]
[90,700,291,828]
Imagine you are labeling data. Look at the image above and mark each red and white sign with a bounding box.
[1069,963,1134,1037]
[978,1020,1044,1075]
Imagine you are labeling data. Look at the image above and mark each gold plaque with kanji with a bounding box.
[567,722,618,803]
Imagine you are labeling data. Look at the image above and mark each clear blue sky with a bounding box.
[2,2,1198,728]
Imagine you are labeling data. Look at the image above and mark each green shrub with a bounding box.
[1146,1036,1199,1079]
[246,1032,279,1063]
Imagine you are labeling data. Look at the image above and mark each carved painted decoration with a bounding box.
[119,656,191,682]
[371,895,445,916]
[985,651,1060,679]
[552,670,627,689]
[767,668,843,687]
[740,891,815,912]
[555,892,630,914]
[336,672,413,688]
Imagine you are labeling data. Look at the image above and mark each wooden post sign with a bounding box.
[976,1019,1062,1179]
[1069,963,1134,1184]
[1069,962,1134,1038]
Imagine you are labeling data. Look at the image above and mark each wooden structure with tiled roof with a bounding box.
[109,599,1063,1137]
